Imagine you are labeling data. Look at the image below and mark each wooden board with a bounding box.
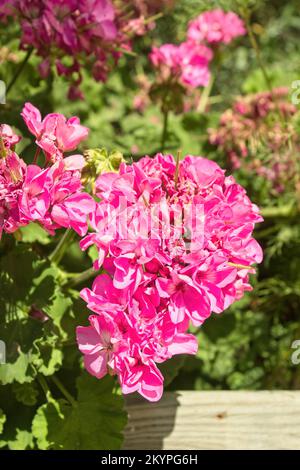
[124,391,300,450]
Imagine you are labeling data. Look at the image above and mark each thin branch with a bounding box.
[6,48,33,95]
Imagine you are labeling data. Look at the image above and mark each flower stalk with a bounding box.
[65,267,97,288]
[161,109,169,151]
[49,229,75,265]
[6,48,33,96]
[51,375,77,407]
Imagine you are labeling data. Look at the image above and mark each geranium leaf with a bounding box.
[32,373,127,450]
[19,223,51,245]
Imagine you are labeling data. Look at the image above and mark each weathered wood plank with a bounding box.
[124,391,300,450]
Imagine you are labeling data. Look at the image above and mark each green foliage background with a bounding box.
[1,0,300,450]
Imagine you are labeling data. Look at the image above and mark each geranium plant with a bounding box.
[1,0,298,451]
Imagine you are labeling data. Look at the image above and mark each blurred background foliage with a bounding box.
[1,0,300,449]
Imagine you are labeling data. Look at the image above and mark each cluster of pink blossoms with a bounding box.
[149,9,245,91]
[76,153,263,401]
[209,88,298,193]
[0,1,165,99]
[150,42,213,89]
[0,103,95,238]
[187,9,246,45]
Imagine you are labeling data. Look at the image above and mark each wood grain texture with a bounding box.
[124,391,300,450]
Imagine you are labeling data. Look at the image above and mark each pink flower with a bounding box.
[0,0,153,98]
[77,153,263,401]
[20,159,95,236]
[1,110,95,239]
[81,274,128,315]
[156,271,211,326]
[188,9,246,45]
[0,124,21,152]
[20,165,50,222]
[178,42,212,87]
[21,103,89,163]
[149,44,181,69]
[117,354,164,402]
[150,41,212,88]
[76,314,121,379]
[0,151,27,236]
[209,88,298,194]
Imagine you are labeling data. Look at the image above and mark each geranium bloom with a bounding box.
[146,9,245,114]
[209,88,298,193]
[20,159,96,236]
[0,105,95,238]
[76,314,122,379]
[150,41,212,88]
[0,1,165,98]
[187,9,246,45]
[0,150,27,237]
[77,153,263,401]
[21,103,89,163]
[0,124,21,152]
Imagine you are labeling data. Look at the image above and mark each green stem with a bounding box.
[161,109,169,151]
[37,374,52,402]
[51,375,77,407]
[198,74,215,114]
[115,47,137,57]
[33,147,41,164]
[65,267,97,288]
[243,15,273,93]
[144,12,163,26]
[6,48,33,96]
[49,229,74,265]
[243,11,287,126]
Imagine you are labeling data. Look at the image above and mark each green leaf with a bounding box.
[0,346,34,385]
[32,398,63,450]
[46,289,73,338]
[0,246,59,321]
[8,429,34,450]
[32,335,63,376]
[32,373,127,450]
[19,223,51,245]
[12,382,39,406]
[0,319,62,385]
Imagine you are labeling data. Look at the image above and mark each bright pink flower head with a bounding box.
[21,103,89,163]
[188,9,246,45]
[1,112,94,239]
[178,41,212,87]
[76,314,122,379]
[0,151,27,236]
[149,44,181,69]
[77,153,263,401]
[0,124,21,152]
[20,159,95,236]
[150,41,212,88]
[0,0,155,98]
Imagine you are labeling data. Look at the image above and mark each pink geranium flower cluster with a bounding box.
[21,103,89,164]
[0,104,95,238]
[0,1,162,99]
[209,88,299,193]
[76,153,263,401]
[148,9,245,111]
[187,9,246,45]
[150,42,213,89]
